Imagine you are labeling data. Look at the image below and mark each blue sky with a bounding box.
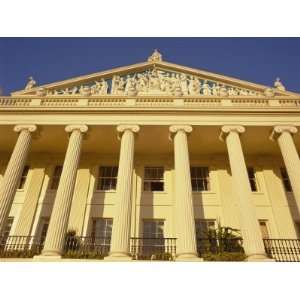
[0,37,300,95]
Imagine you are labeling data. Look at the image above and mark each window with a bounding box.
[97,166,118,191]
[195,219,216,238]
[259,220,270,239]
[247,167,259,192]
[91,218,113,247]
[38,217,49,245]
[142,220,165,254]
[144,167,164,191]
[50,166,62,189]
[191,167,210,191]
[2,217,14,244]
[280,167,292,192]
[18,165,29,189]
[295,222,300,238]
[143,220,164,239]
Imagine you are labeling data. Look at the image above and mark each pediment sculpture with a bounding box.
[44,68,264,97]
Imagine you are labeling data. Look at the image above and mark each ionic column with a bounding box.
[271,126,300,214]
[169,125,199,261]
[0,125,37,236]
[220,126,268,261]
[106,125,139,260]
[41,125,88,257]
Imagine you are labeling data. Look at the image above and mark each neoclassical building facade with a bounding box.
[0,50,300,261]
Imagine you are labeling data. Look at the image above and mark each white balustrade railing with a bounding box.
[0,96,300,109]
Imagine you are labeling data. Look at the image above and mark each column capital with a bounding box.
[14,124,37,133]
[270,125,298,140]
[219,125,245,141]
[169,125,193,134]
[117,124,140,134]
[65,124,88,133]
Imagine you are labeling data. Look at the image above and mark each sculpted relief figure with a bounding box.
[148,69,161,90]
[180,74,188,95]
[25,76,37,90]
[188,76,201,95]
[202,80,211,95]
[136,74,148,92]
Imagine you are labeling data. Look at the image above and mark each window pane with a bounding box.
[18,165,29,189]
[259,220,269,239]
[280,167,292,192]
[247,167,258,192]
[144,167,165,191]
[190,167,210,191]
[98,166,118,191]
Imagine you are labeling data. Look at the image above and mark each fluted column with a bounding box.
[170,125,200,261]
[271,126,300,214]
[220,126,269,260]
[41,125,88,257]
[106,125,139,260]
[0,125,37,236]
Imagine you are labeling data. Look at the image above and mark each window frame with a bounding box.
[195,219,216,239]
[143,166,165,192]
[91,218,113,247]
[258,219,270,239]
[96,166,118,192]
[190,166,211,192]
[280,167,292,193]
[247,166,260,192]
[50,165,63,190]
[17,165,30,190]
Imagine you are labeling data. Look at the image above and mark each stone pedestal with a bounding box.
[220,125,269,261]
[41,125,88,257]
[105,125,139,261]
[0,125,37,236]
[271,126,300,215]
[169,125,201,261]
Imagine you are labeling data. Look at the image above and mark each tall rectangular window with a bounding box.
[97,166,118,191]
[2,217,14,243]
[258,220,270,239]
[18,165,29,189]
[38,217,49,245]
[191,167,210,191]
[294,222,300,238]
[142,220,165,253]
[91,218,113,247]
[280,167,292,192]
[143,220,165,239]
[50,166,63,190]
[144,167,164,191]
[195,219,216,238]
[247,167,259,192]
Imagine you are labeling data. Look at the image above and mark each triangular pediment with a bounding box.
[12,51,299,97]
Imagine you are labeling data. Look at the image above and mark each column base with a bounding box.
[33,255,62,261]
[104,252,132,261]
[176,253,203,262]
[245,254,275,262]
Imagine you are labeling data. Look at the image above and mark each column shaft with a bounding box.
[0,125,36,236]
[276,130,300,213]
[222,126,267,260]
[41,125,87,256]
[170,125,199,260]
[108,125,139,259]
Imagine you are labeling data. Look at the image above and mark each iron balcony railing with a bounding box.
[64,236,111,259]
[197,237,244,256]
[130,237,177,260]
[0,235,44,258]
[263,239,300,262]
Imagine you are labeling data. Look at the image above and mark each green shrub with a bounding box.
[202,252,247,261]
